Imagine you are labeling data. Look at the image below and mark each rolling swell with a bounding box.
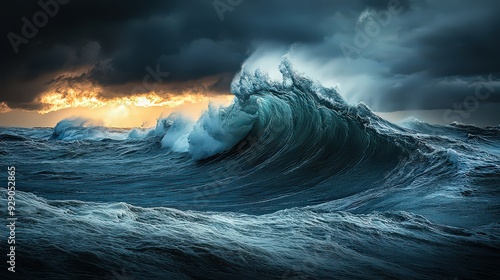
[3,190,499,280]
[0,133,28,142]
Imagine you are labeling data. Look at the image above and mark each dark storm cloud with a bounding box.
[0,0,499,122]
[345,0,500,113]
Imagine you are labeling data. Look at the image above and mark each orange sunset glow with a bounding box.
[1,86,234,128]
[37,85,222,114]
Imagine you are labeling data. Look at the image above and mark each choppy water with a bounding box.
[1,61,499,279]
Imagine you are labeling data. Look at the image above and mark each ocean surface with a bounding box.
[1,61,500,279]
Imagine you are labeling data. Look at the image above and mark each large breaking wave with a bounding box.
[167,59,406,164]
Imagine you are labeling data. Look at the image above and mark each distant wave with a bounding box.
[50,118,130,141]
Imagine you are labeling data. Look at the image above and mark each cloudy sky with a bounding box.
[0,0,499,127]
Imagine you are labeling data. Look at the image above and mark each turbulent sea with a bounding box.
[1,62,500,279]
